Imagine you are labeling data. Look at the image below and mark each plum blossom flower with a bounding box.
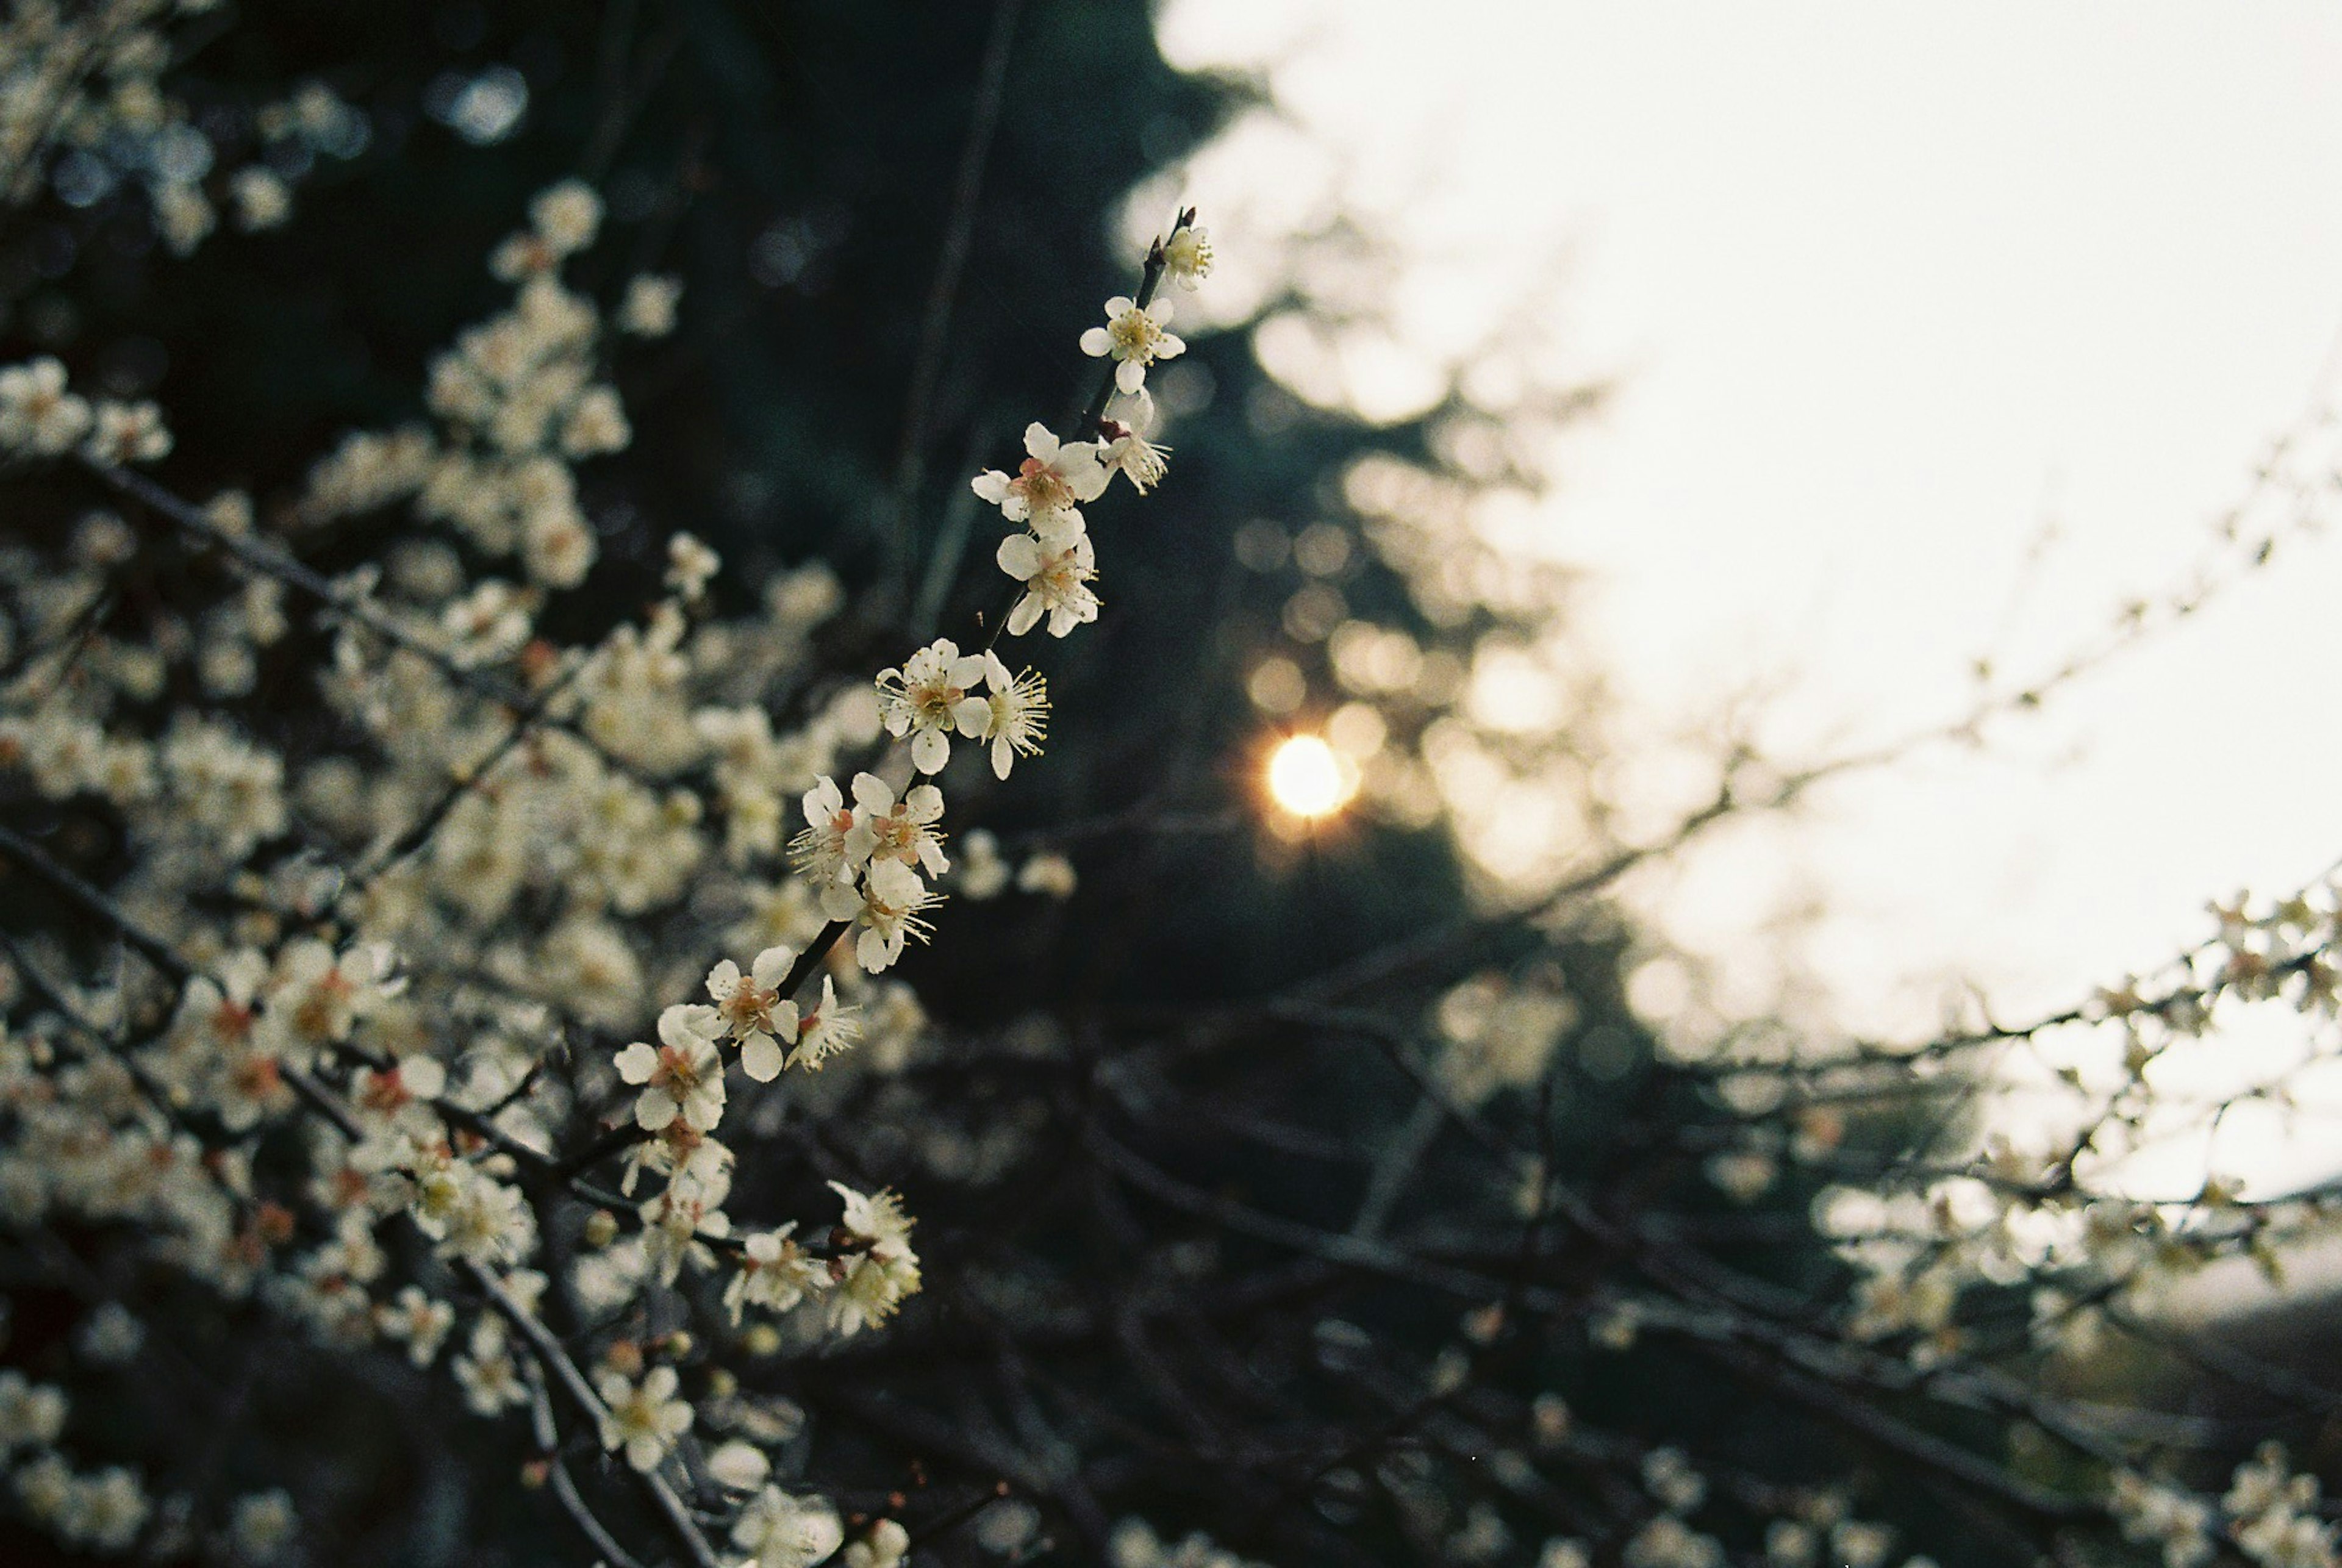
[1080,295,1184,395]
[0,359,92,456]
[615,1004,728,1131]
[845,773,948,877]
[705,947,798,1083]
[822,859,939,973]
[970,422,1108,526]
[374,1285,454,1367]
[997,523,1099,639]
[1099,417,1170,494]
[731,1485,845,1568]
[596,1364,692,1472]
[874,640,989,774]
[973,653,1047,779]
[1163,223,1214,291]
[790,775,858,885]
[789,976,861,1069]
[83,400,173,465]
[826,1183,921,1336]
[723,1226,825,1322]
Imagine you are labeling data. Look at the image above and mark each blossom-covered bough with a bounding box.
[0,78,1212,1554]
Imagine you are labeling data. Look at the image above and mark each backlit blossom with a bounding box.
[974,653,1047,779]
[845,772,948,878]
[1079,295,1185,395]
[724,1226,825,1322]
[997,523,1099,639]
[615,1004,728,1132]
[596,1364,692,1472]
[874,639,989,775]
[822,859,938,973]
[825,1183,920,1336]
[1162,223,1214,291]
[705,947,798,1083]
[0,359,92,456]
[970,421,1109,526]
[731,1485,845,1568]
[789,976,861,1069]
[790,775,858,885]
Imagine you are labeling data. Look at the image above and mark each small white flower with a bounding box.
[620,274,683,337]
[705,946,798,1083]
[230,166,293,232]
[997,524,1099,639]
[1099,417,1170,493]
[790,775,859,884]
[614,1004,728,1131]
[974,653,1048,779]
[374,1284,455,1367]
[874,640,990,775]
[666,532,721,599]
[0,359,92,456]
[821,859,939,973]
[732,1484,845,1568]
[843,1519,911,1568]
[723,1226,825,1322]
[1080,295,1185,395]
[970,421,1109,526]
[845,772,949,877]
[789,976,861,1069]
[82,399,173,465]
[0,1370,66,1450]
[825,1183,921,1337]
[596,1364,693,1472]
[452,1320,531,1416]
[1163,223,1214,291]
[531,179,604,257]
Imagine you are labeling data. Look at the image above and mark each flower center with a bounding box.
[1109,310,1162,358]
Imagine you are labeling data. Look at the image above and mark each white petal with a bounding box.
[1105,296,1134,317]
[740,1035,784,1083]
[1157,332,1186,359]
[996,533,1042,581]
[1146,298,1175,326]
[751,947,793,987]
[614,1041,658,1084]
[1022,421,1058,460]
[1079,327,1112,358]
[850,771,893,812]
[970,470,1011,504]
[1007,595,1042,636]
[1116,360,1145,395]
[636,1092,678,1132]
[911,728,949,774]
[952,695,991,737]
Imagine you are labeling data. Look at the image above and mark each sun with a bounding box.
[1265,733,1356,820]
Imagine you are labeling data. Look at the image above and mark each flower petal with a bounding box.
[740,1034,784,1083]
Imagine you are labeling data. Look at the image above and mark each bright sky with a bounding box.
[1156,2,2342,1198]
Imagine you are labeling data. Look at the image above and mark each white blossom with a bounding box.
[970,421,1109,526]
[615,1004,729,1132]
[1080,295,1185,395]
[875,639,990,775]
[596,1364,693,1472]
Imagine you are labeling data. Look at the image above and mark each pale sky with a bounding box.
[1157,1,2342,1198]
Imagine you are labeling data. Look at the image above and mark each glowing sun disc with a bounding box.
[1266,734,1354,819]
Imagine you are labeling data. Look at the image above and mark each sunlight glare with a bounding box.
[1267,733,1356,818]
